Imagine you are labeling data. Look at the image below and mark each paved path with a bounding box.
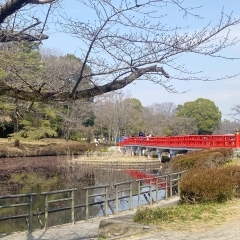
[2,216,240,240]
[0,218,101,240]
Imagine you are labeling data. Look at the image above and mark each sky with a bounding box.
[39,0,240,121]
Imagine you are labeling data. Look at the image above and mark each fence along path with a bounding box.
[0,170,185,235]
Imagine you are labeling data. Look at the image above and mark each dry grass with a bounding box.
[0,138,110,157]
[134,198,240,233]
[228,158,240,166]
[0,137,78,145]
[161,198,240,232]
[72,154,153,162]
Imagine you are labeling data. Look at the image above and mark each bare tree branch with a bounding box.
[0,0,55,23]
[28,0,55,3]
[0,30,48,42]
[0,0,55,42]
[0,65,168,102]
[0,0,240,103]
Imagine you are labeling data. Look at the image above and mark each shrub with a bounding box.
[134,202,222,225]
[180,166,240,204]
[172,148,233,172]
[11,127,58,140]
[220,165,240,197]
[134,206,173,224]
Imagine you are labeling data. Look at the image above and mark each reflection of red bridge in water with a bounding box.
[119,132,240,159]
[124,169,169,189]
[124,169,184,205]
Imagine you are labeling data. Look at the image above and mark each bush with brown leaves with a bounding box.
[172,148,233,172]
[180,166,240,204]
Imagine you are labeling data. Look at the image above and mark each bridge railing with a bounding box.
[119,132,240,149]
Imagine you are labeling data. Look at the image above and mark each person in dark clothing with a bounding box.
[139,131,145,137]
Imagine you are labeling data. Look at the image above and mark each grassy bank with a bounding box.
[134,197,240,232]
[0,138,109,157]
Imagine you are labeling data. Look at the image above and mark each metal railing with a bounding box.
[41,188,77,230]
[83,185,109,219]
[113,180,133,214]
[136,178,153,206]
[0,170,186,233]
[155,175,168,200]
[169,172,182,198]
[0,193,36,232]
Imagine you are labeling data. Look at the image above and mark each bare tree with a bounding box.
[0,0,240,103]
[94,91,143,142]
[40,52,94,141]
[0,0,57,42]
[143,102,198,135]
[227,105,240,133]
[94,91,129,143]
[41,50,92,94]
[166,116,198,135]
[56,100,93,141]
[230,105,240,122]
[214,118,240,134]
[143,102,176,135]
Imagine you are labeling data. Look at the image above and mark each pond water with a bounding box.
[0,155,166,234]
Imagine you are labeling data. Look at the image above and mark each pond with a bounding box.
[0,155,167,235]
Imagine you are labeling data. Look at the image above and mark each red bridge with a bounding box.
[119,131,240,160]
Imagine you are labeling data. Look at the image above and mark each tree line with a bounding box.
[1,69,240,142]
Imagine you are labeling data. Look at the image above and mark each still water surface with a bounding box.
[0,155,164,234]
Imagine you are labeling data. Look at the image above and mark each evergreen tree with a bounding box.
[177,98,222,134]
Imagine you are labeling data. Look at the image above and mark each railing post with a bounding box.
[177,173,181,196]
[105,186,108,217]
[85,188,89,220]
[138,181,141,206]
[115,185,119,214]
[44,194,48,230]
[165,176,168,200]
[28,194,33,233]
[71,190,75,225]
[155,178,158,202]
[149,185,152,205]
[169,175,173,197]
[130,182,133,211]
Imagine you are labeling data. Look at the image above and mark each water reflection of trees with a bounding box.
[0,155,144,234]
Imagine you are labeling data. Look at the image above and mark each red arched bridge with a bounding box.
[119,131,240,160]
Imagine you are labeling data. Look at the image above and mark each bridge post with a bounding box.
[170,150,178,159]
[138,147,143,156]
[120,147,126,155]
[126,147,132,156]
[156,149,163,162]
[131,146,137,156]
[146,148,151,158]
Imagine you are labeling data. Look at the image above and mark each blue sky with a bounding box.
[40,0,240,120]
